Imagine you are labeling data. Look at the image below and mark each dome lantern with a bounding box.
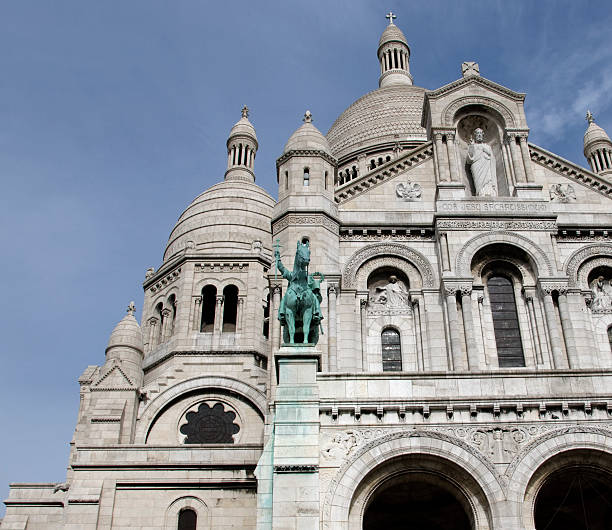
[378,13,413,88]
[583,110,612,176]
[225,105,258,182]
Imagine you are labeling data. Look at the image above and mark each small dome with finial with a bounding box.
[225,106,259,182]
[377,12,413,88]
[228,105,258,144]
[283,110,332,156]
[583,110,612,176]
[106,302,144,354]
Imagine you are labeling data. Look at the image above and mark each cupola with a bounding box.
[105,302,144,387]
[225,106,258,182]
[378,12,413,88]
[583,110,612,176]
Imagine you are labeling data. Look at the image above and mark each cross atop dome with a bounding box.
[241,105,249,119]
[303,110,312,123]
[127,301,136,316]
[586,109,594,124]
[386,11,396,25]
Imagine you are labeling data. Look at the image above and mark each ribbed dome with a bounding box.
[326,85,427,160]
[106,308,143,354]
[228,114,257,143]
[584,121,611,148]
[378,23,408,50]
[164,180,274,262]
[283,113,332,156]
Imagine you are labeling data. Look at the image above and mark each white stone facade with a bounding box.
[4,18,612,530]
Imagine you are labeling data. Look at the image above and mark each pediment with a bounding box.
[427,75,525,103]
[92,362,135,388]
[335,142,433,205]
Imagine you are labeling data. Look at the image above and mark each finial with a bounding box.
[303,110,312,123]
[586,109,594,124]
[386,11,396,25]
[241,105,249,119]
[127,301,136,316]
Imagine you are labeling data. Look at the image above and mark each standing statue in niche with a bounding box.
[590,276,612,311]
[275,240,324,344]
[466,128,497,197]
[373,275,410,308]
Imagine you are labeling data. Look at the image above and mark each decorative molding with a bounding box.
[428,75,525,104]
[441,95,517,128]
[335,143,433,204]
[530,143,612,200]
[276,149,337,168]
[343,243,435,288]
[149,268,181,294]
[194,262,248,273]
[436,219,556,231]
[274,464,318,473]
[565,244,612,287]
[90,417,122,423]
[456,231,553,277]
[272,213,339,235]
[340,229,433,242]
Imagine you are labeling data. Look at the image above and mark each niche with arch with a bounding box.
[200,285,217,332]
[455,108,509,197]
[222,285,238,332]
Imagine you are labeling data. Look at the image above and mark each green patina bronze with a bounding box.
[275,240,324,344]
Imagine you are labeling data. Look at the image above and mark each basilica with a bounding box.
[4,15,612,530]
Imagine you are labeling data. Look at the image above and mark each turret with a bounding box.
[105,301,144,388]
[225,105,258,182]
[378,12,413,88]
[584,110,612,176]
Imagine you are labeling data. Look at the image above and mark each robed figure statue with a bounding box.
[275,240,324,345]
[466,127,497,196]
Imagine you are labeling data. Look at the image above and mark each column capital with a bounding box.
[148,316,159,325]
[215,295,224,304]
[328,283,339,295]
[161,308,172,318]
[538,281,569,296]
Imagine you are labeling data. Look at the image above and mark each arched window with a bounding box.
[303,167,310,187]
[285,171,289,190]
[324,170,328,190]
[200,285,217,332]
[608,326,612,352]
[263,290,270,339]
[381,328,402,371]
[222,285,239,332]
[155,302,164,343]
[487,276,525,367]
[178,508,197,530]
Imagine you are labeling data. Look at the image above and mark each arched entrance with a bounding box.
[363,470,471,529]
[534,465,612,529]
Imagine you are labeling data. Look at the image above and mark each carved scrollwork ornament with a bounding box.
[328,284,338,295]
[271,284,282,295]
[444,287,458,297]
[360,298,368,309]
[459,286,472,296]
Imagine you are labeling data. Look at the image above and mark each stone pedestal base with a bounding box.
[436,182,466,200]
[513,183,544,198]
[270,346,321,529]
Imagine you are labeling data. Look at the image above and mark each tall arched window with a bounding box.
[487,276,525,367]
[608,325,612,352]
[262,290,270,339]
[381,328,402,371]
[167,294,177,336]
[303,167,310,187]
[200,285,217,332]
[155,302,164,343]
[222,285,239,332]
[178,508,197,530]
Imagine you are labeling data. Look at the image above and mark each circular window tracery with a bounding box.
[179,402,240,444]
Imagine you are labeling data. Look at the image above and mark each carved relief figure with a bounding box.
[590,275,612,311]
[372,275,410,308]
[549,183,576,203]
[466,128,497,196]
[396,182,422,201]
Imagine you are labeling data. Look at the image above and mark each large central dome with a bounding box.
[326,85,427,161]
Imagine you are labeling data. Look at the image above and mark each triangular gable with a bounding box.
[92,362,134,388]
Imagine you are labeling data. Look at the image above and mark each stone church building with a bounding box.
[4,16,612,530]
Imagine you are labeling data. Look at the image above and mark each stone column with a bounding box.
[446,132,460,182]
[213,295,224,348]
[147,317,158,350]
[327,284,338,372]
[161,308,172,342]
[524,291,543,365]
[445,287,466,370]
[412,299,424,371]
[270,285,282,350]
[557,289,577,368]
[476,294,490,367]
[507,133,526,183]
[359,298,368,371]
[434,133,449,182]
[518,135,535,182]
[236,297,245,332]
[460,287,479,370]
[192,296,202,331]
[540,287,568,368]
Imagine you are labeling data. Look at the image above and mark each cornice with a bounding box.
[425,75,526,102]
[335,142,433,204]
[276,149,337,169]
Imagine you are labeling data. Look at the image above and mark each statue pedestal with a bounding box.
[513,183,543,199]
[271,345,321,528]
[436,182,466,200]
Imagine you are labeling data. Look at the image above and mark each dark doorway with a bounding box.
[534,466,612,530]
[363,472,471,530]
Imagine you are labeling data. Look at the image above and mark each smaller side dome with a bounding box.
[283,111,332,156]
[106,302,144,354]
[583,110,612,176]
[377,13,413,88]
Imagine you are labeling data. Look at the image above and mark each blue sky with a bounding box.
[1,0,612,513]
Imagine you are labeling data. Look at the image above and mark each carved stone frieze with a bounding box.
[195,262,248,273]
[149,268,181,294]
[274,465,318,473]
[395,181,422,201]
[340,230,433,241]
[272,213,339,235]
[436,219,557,231]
